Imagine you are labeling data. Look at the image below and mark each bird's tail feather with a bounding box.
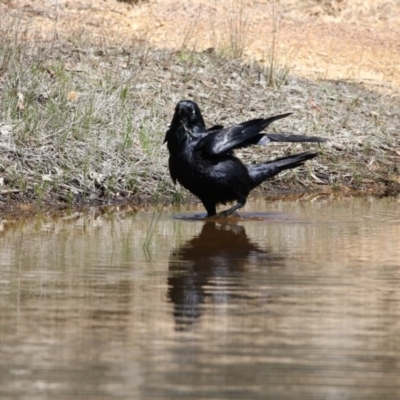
[247,150,318,187]
[258,133,327,145]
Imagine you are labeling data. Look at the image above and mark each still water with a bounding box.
[1,198,400,399]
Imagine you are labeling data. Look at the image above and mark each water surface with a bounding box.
[1,198,400,399]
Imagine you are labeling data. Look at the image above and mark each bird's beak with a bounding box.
[163,127,171,144]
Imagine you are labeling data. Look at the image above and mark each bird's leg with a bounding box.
[201,200,217,217]
[218,201,245,217]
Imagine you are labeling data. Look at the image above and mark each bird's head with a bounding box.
[164,100,206,143]
[164,100,206,144]
[174,100,207,131]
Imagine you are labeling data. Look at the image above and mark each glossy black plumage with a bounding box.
[164,100,326,217]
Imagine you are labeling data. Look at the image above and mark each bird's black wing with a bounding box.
[196,113,292,156]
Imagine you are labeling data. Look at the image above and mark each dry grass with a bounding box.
[279,0,400,21]
[0,6,399,211]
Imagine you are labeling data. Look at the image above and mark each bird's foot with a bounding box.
[215,202,244,218]
[216,210,242,218]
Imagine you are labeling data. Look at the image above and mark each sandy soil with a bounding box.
[1,0,400,93]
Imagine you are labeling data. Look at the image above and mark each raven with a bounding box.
[164,100,326,217]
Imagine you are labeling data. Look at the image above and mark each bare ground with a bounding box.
[2,0,399,91]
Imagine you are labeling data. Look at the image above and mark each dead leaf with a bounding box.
[67,91,79,102]
[201,80,216,88]
[310,172,326,184]
[309,97,321,110]
[17,92,25,111]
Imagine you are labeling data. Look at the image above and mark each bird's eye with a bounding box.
[192,108,196,116]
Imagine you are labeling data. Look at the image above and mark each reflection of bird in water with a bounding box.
[167,222,285,329]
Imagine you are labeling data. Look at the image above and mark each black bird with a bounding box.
[164,100,326,217]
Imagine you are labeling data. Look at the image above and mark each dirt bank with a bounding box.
[0,1,399,214]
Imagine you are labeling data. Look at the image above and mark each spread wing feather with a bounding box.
[197,113,292,156]
[265,133,327,143]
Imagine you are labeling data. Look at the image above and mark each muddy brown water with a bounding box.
[1,198,400,399]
